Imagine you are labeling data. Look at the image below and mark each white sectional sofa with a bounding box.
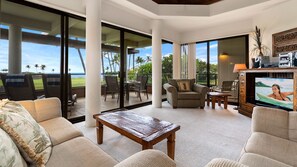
[0,97,175,167]
[206,106,297,167]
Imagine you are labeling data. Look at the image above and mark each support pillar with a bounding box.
[85,0,101,127]
[9,25,22,74]
[188,43,196,79]
[173,43,181,79]
[152,20,162,108]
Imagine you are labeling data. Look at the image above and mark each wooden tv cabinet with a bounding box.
[239,67,297,117]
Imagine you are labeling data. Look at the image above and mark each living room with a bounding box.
[1,0,297,167]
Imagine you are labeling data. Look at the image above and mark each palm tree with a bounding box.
[146,55,151,62]
[112,54,120,72]
[26,65,30,72]
[136,56,144,67]
[104,52,113,72]
[34,64,39,73]
[40,65,46,73]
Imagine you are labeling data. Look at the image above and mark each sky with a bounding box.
[0,25,217,73]
[196,41,218,64]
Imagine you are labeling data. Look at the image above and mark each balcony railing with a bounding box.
[196,73,218,86]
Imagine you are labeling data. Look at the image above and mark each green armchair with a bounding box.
[163,79,209,108]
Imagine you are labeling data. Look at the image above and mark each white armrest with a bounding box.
[115,150,176,167]
[205,158,247,167]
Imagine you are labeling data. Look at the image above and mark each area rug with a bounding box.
[75,102,251,167]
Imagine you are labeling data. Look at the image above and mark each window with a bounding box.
[180,44,188,79]
[196,36,248,94]
[162,41,173,84]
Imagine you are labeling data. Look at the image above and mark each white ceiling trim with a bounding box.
[113,0,282,18]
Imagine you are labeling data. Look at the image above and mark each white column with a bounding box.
[85,0,101,127]
[152,20,162,108]
[173,43,181,79]
[188,43,196,79]
[9,25,22,74]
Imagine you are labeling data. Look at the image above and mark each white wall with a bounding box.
[25,0,181,43]
[181,19,253,44]
[250,0,297,65]
[182,0,297,67]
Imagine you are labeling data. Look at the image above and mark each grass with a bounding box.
[33,78,86,90]
[1,77,216,90]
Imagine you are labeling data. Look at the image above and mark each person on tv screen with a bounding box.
[268,84,293,101]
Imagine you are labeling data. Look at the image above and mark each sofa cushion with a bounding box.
[176,80,191,92]
[252,106,289,139]
[17,100,37,121]
[289,112,297,142]
[34,98,62,122]
[239,153,292,167]
[244,132,297,166]
[169,79,195,90]
[39,117,83,146]
[177,92,201,100]
[0,100,52,166]
[0,128,27,167]
[46,137,117,167]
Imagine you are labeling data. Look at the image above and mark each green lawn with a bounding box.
[33,77,86,90]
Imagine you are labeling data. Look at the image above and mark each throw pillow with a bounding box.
[0,128,26,167]
[0,99,52,167]
[176,80,191,92]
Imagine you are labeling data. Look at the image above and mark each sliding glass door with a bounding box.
[124,32,152,107]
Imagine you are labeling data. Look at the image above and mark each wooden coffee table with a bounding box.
[93,111,180,159]
[207,92,231,109]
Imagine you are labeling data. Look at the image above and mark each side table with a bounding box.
[207,92,231,109]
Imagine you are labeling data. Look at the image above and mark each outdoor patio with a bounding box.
[67,93,167,119]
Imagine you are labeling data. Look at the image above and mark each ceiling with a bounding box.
[152,0,222,5]
[110,0,289,33]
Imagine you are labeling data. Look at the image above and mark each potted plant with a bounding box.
[251,26,270,68]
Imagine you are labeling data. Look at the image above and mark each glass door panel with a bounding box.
[162,41,173,98]
[0,0,61,100]
[67,18,86,119]
[209,41,218,86]
[101,26,121,110]
[196,42,208,85]
[124,32,152,107]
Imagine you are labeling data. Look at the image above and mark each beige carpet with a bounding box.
[75,102,251,167]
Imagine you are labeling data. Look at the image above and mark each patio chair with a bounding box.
[213,81,234,92]
[130,75,149,101]
[42,74,77,106]
[104,75,119,102]
[1,74,37,101]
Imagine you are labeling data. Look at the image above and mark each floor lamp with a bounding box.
[233,64,247,110]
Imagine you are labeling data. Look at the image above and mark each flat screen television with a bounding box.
[255,77,294,110]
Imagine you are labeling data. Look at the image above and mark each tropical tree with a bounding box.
[136,56,144,67]
[34,64,39,73]
[26,65,30,72]
[162,54,173,82]
[40,65,46,73]
[138,62,152,75]
[111,54,120,72]
[146,55,151,62]
[104,52,113,72]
